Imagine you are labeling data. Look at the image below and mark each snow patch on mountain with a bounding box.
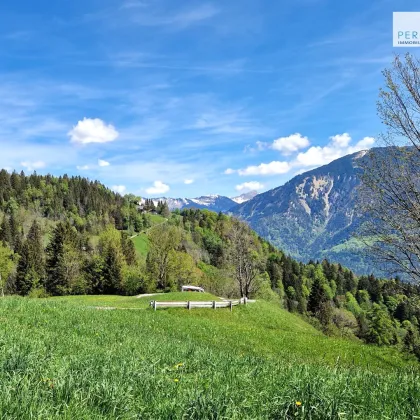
[143,191,257,212]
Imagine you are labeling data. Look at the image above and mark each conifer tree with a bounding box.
[161,202,171,218]
[8,213,19,251]
[102,245,123,293]
[308,277,332,326]
[16,220,45,295]
[45,221,79,295]
[121,232,136,265]
[0,216,11,246]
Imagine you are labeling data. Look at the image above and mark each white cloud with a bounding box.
[235,181,264,192]
[76,165,90,170]
[98,159,110,167]
[295,133,374,167]
[145,180,170,195]
[184,179,194,184]
[272,133,310,155]
[224,168,235,175]
[112,185,127,194]
[68,118,119,145]
[349,136,375,151]
[238,161,291,176]
[21,161,46,171]
[330,133,351,148]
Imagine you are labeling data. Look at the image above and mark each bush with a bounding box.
[27,287,49,298]
[120,264,149,295]
[331,307,359,338]
[254,277,280,303]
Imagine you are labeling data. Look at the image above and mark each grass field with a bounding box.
[131,214,167,258]
[131,234,149,258]
[0,294,419,419]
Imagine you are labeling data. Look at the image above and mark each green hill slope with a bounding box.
[0,296,418,419]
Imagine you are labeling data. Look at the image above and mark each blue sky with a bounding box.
[0,0,417,197]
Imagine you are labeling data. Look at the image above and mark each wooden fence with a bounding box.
[150,297,253,311]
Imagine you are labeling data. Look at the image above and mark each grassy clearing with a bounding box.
[0,296,418,418]
[132,233,149,258]
[131,214,168,258]
[149,214,167,225]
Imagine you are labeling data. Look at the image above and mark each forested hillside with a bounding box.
[1,169,420,360]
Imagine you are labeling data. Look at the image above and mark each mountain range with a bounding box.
[143,148,409,277]
[142,191,257,213]
[231,150,372,274]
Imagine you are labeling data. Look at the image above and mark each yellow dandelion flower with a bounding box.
[174,378,179,383]
[295,401,302,407]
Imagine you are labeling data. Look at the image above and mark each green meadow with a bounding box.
[131,234,149,258]
[0,294,419,419]
[131,213,168,258]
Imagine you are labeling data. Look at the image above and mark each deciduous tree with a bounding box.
[361,53,420,281]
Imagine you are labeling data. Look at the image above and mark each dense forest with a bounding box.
[1,169,420,359]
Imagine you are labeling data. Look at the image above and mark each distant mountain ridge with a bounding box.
[231,150,374,275]
[142,191,257,213]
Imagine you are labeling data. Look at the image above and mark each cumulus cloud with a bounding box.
[330,133,351,148]
[238,161,291,176]
[295,133,375,167]
[21,161,46,171]
[235,181,264,192]
[349,136,375,151]
[184,179,194,184]
[230,133,375,178]
[145,180,170,195]
[112,185,127,194]
[68,118,119,145]
[272,133,310,155]
[98,159,110,167]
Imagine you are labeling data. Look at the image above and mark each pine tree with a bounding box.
[121,232,136,265]
[102,245,123,293]
[8,213,19,250]
[45,221,79,295]
[0,216,11,246]
[161,202,171,218]
[308,277,332,326]
[15,220,45,295]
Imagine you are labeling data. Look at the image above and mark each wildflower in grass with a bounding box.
[295,401,302,407]
[174,378,179,383]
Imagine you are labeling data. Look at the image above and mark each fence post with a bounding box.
[187,301,191,310]
[212,301,216,310]
[229,301,233,312]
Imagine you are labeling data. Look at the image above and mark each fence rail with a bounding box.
[150,297,252,311]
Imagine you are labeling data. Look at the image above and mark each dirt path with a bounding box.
[135,293,159,299]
